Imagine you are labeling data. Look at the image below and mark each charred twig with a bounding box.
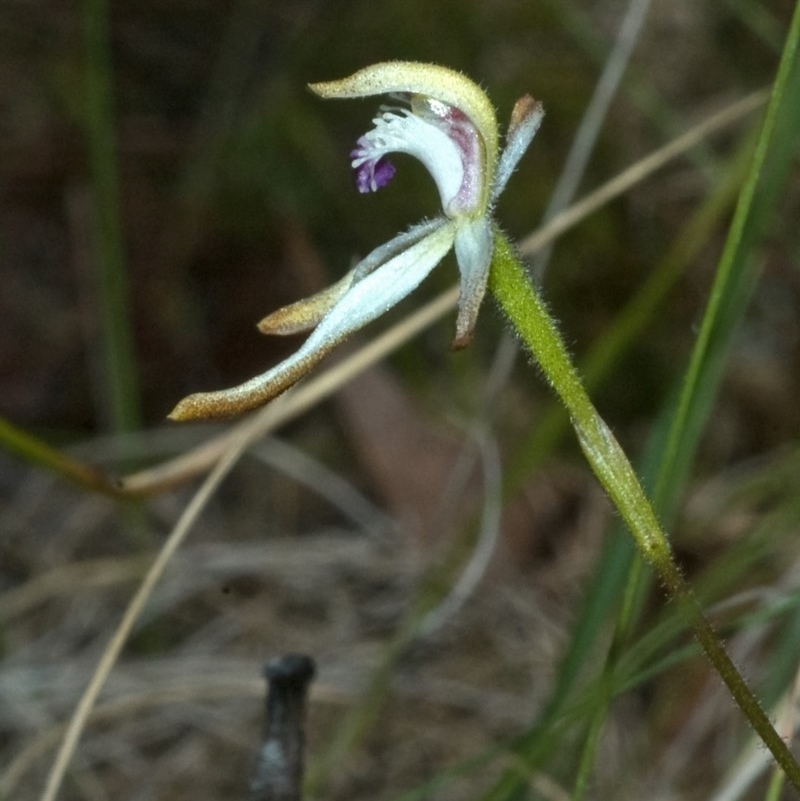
[250,655,316,801]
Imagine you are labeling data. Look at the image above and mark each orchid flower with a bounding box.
[169,61,543,421]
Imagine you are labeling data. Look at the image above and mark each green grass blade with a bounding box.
[0,416,123,496]
[83,0,141,431]
[653,3,800,524]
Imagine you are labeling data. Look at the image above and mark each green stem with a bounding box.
[489,226,800,790]
[0,416,124,498]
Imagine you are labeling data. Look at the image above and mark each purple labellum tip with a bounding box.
[354,156,396,194]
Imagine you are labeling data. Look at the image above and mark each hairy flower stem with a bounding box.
[489,226,800,789]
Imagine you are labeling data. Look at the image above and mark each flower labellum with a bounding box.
[169,61,543,421]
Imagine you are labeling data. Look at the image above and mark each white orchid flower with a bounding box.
[170,61,543,421]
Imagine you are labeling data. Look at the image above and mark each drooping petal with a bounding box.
[258,218,445,335]
[491,95,544,203]
[452,216,493,349]
[168,220,457,421]
[351,217,447,282]
[315,217,455,337]
[258,267,358,336]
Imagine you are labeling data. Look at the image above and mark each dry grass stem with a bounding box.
[38,421,260,801]
[517,88,767,256]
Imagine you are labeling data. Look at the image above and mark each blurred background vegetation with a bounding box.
[2,0,800,799]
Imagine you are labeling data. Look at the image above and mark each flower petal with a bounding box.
[258,267,358,336]
[310,61,499,187]
[258,219,442,336]
[168,220,456,421]
[351,109,467,213]
[258,218,445,335]
[317,217,455,337]
[492,95,544,203]
[352,218,446,282]
[452,216,493,349]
